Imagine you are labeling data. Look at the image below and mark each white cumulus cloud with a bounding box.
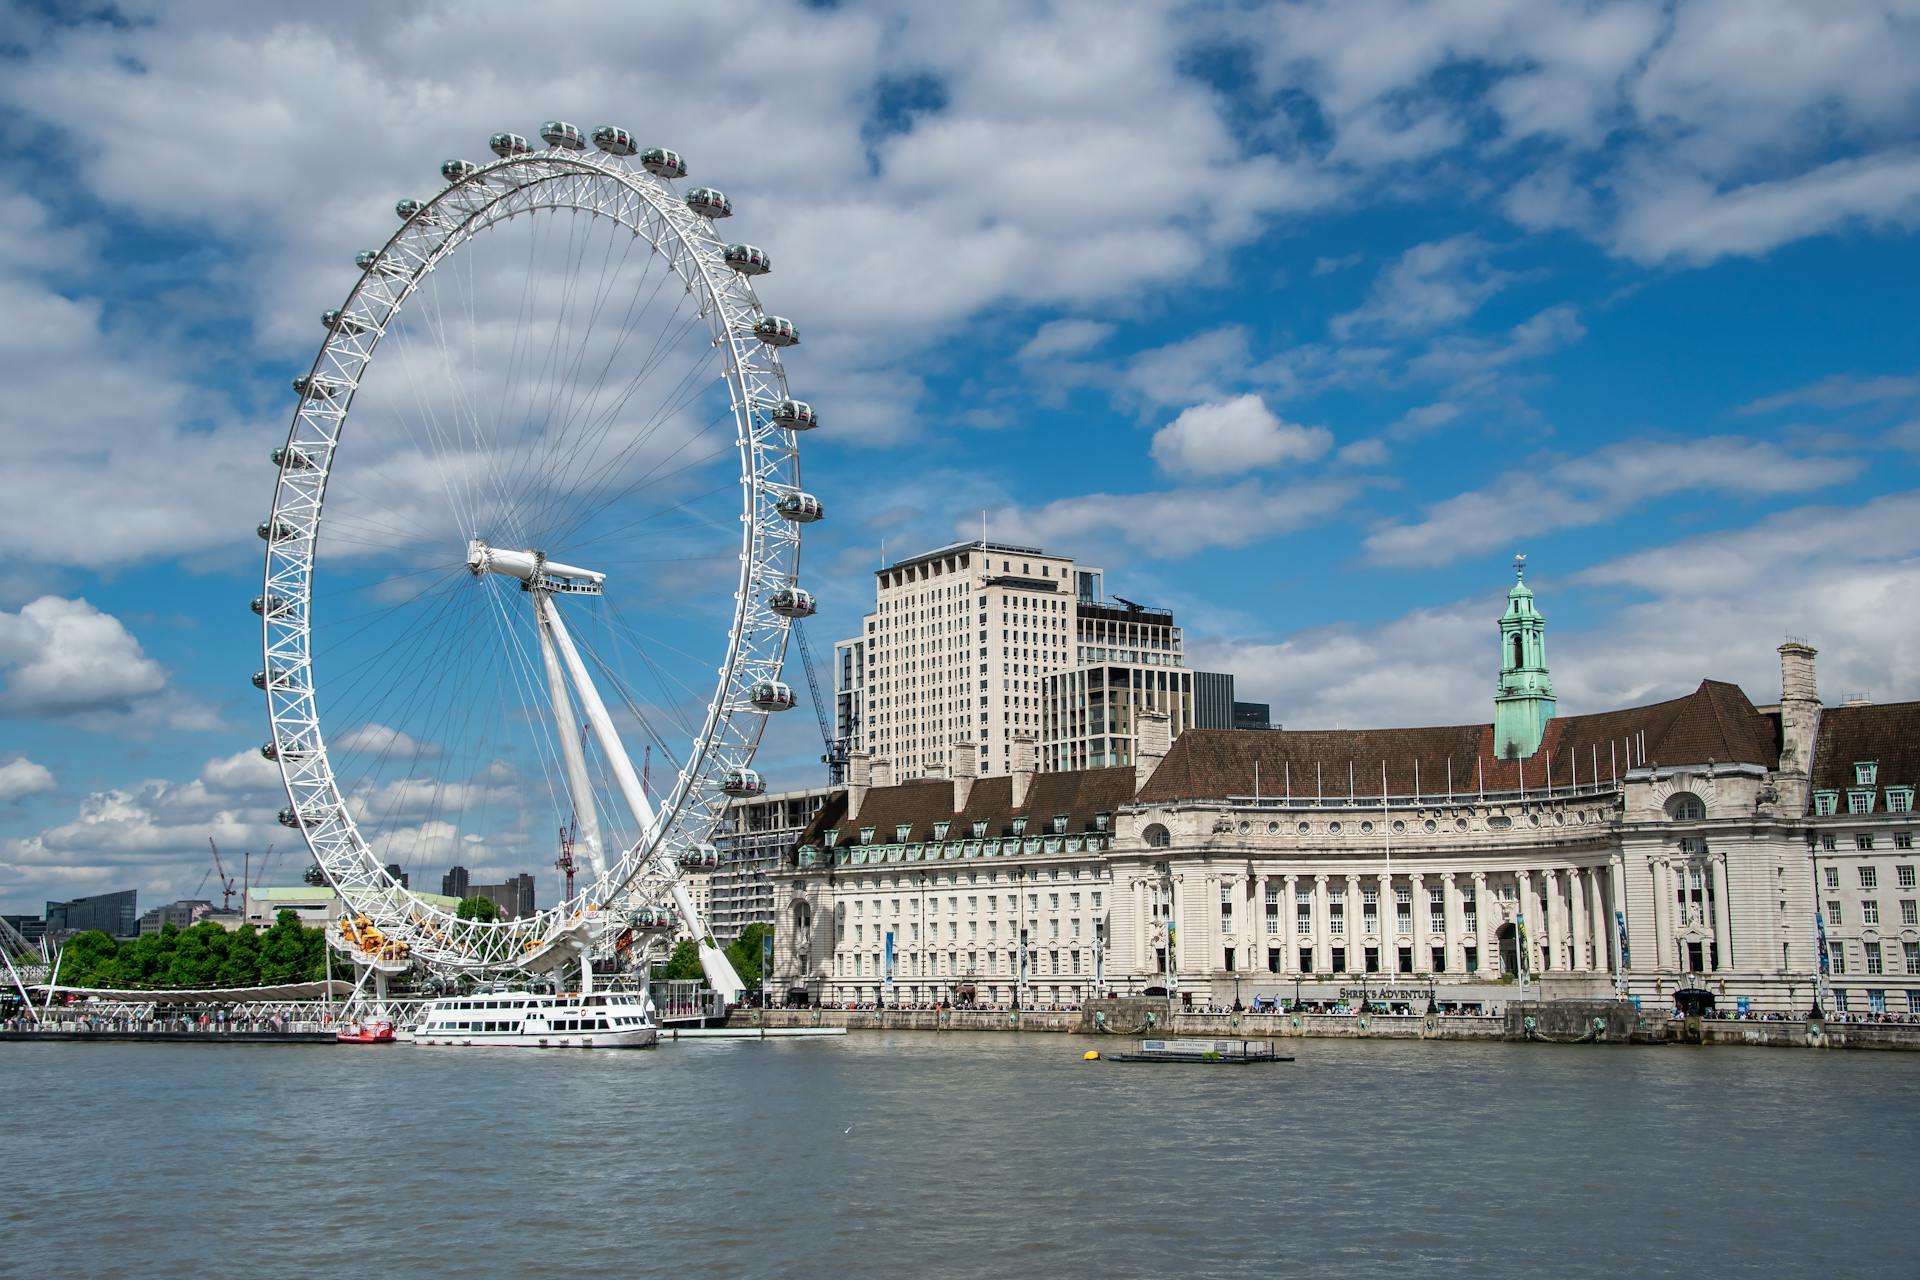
[1151,395,1332,479]
[0,758,55,804]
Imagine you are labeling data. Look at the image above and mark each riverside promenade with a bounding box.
[740,998,1920,1050]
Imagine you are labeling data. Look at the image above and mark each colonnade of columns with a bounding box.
[1140,862,1626,980]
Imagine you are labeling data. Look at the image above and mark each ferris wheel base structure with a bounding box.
[261,118,806,1006]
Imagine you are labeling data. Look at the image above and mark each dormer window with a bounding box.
[1813,791,1839,816]
[1011,817,1028,837]
[823,829,838,848]
[1051,814,1069,835]
[895,823,913,843]
[933,821,950,840]
[972,820,988,838]
[1094,811,1111,832]
[1848,790,1875,815]
[1856,761,1879,786]
[859,826,875,845]
[1888,787,1914,813]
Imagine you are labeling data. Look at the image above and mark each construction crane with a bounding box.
[555,817,577,900]
[792,619,846,785]
[207,837,238,912]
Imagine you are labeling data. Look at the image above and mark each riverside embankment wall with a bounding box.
[739,1005,1920,1050]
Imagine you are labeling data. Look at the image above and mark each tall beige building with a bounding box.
[845,540,1215,779]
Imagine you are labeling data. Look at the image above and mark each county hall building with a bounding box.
[770,567,1917,1016]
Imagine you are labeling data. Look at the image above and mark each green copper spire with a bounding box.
[1494,553,1555,759]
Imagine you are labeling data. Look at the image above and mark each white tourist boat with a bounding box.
[413,988,658,1049]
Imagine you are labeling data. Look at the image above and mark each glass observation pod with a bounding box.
[592,125,636,157]
[271,446,314,470]
[259,741,306,762]
[396,198,444,225]
[724,243,771,276]
[685,187,732,218]
[540,120,586,150]
[721,769,766,798]
[776,491,824,523]
[753,316,798,348]
[640,147,686,179]
[251,670,272,690]
[355,249,411,278]
[769,587,816,618]
[278,806,333,830]
[249,594,292,617]
[490,132,531,158]
[749,680,797,711]
[440,158,479,182]
[291,375,338,401]
[321,309,367,335]
[770,399,817,431]
[257,519,297,542]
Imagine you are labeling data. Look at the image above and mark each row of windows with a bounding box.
[1812,787,1914,815]
[1822,863,1917,887]
[1823,899,1919,926]
[1825,940,1920,975]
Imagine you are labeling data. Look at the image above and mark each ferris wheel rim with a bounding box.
[258,138,804,971]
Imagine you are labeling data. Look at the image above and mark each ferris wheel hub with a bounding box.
[465,539,606,595]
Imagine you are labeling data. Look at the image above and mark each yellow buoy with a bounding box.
[1083,1049,1100,1061]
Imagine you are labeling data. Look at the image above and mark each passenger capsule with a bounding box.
[640,147,686,179]
[395,198,428,221]
[724,244,771,276]
[291,375,334,401]
[770,399,817,431]
[441,158,479,183]
[321,309,367,336]
[686,187,732,219]
[753,316,799,348]
[260,742,278,761]
[721,768,766,798]
[776,491,824,523]
[490,132,531,158]
[252,670,269,690]
[540,120,586,150]
[591,125,636,157]
[749,680,797,712]
[271,446,315,470]
[249,594,291,618]
[769,587,816,619]
[257,519,297,542]
[278,807,302,829]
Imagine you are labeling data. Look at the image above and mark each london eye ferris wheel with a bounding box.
[255,120,823,999]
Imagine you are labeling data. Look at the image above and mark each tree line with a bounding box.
[658,922,771,991]
[57,911,330,990]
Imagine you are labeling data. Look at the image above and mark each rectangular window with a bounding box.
[1899,866,1916,889]
[1866,944,1883,976]
[1813,792,1839,816]
[1888,788,1914,813]
[1432,946,1446,973]
[1822,834,1837,851]
[1903,900,1917,927]
[1364,946,1380,974]
[1906,942,1920,976]
[1849,792,1874,814]
[1827,900,1843,926]
[1300,947,1314,973]
[1863,900,1880,926]
[1825,867,1840,889]
[1330,946,1345,973]
[1857,834,1875,851]
[1856,761,1879,786]
[1830,945,1846,975]
[1860,867,1878,888]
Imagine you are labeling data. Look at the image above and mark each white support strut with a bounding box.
[534,596,607,883]
[538,589,746,1003]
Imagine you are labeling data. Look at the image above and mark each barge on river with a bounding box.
[1105,1038,1292,1064]
[413,989,657,1049]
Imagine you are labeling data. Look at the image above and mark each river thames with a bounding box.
[5,1033,1915,1277]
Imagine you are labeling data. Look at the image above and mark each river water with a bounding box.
[4,1033,1915,1278]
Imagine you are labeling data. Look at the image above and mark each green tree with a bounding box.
[456,895,500,923]
[726,922,770,991]
[217,925,264,987]
[661,938,703,980]
[59,930,120,988]
[259,910,311,983]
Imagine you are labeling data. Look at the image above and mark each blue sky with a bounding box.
[3,0,1918,914]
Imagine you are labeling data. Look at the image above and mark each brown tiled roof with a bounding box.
[1810,701,1920,798]
[791,767,1137,855]
[1137,679,1782,804]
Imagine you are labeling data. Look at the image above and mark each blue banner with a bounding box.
[1815,911,1829,974]
[884,930,894,986]
[1615,909,1630,969]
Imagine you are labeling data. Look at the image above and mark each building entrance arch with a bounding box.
[1495,922,1520,977]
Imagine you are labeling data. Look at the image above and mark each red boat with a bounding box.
[335,1018,397,1044]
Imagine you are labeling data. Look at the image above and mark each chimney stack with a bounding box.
[1011,734,1036,810]
[846,750,871,821]
[1774,641,1821,814]
[872,757,895,790]
[1136,710,1172,792]
[952,739,979,811]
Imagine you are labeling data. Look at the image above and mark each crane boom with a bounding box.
[791,620,845,784]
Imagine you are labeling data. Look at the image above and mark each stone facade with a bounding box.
[775,575,1915,1016]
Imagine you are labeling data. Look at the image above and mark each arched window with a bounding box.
[1511,634,1524,670]
[793,901,812,930]
[1666,793,1706,821]
[1143,823,1171,849]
